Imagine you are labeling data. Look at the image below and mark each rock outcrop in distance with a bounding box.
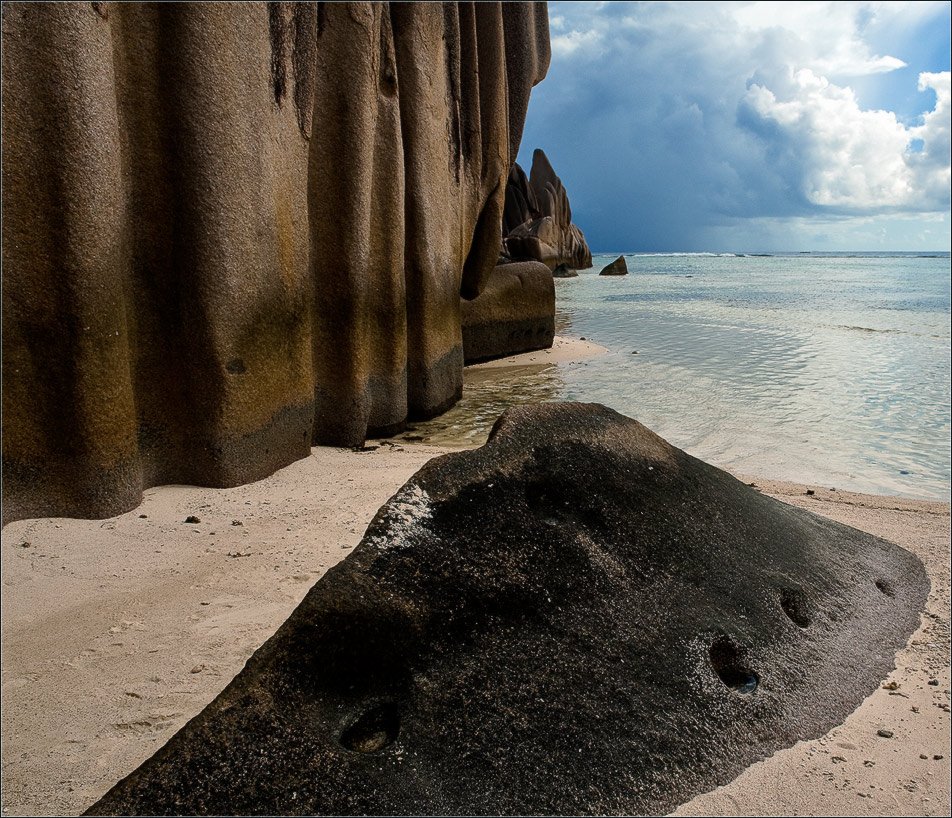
[599,255,629,276]
[1,2,550,524]
[503,149,592,271]
[87,403,928,816]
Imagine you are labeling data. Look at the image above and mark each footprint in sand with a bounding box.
[113,713,182,734]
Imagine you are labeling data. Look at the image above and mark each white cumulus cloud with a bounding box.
[734,1,908,77]
[739,67,948,209]
[907,72,952,203]
[551,28,602,57]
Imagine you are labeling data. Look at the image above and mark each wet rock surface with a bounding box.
[88,403,929,816]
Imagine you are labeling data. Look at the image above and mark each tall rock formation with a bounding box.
[503,148,592,270]
[1,2,550,524]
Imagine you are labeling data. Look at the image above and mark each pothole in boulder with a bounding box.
[779,589,812,628]
[709,635,759,695]
[340,701,399,753]
[875,579,896,598]
[525,481,566,527]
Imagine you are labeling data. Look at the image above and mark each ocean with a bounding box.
[412,252,951,501]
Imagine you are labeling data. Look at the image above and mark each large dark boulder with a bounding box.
[599,255,628,276]
[87,403,928,816]
[461,262,555,363]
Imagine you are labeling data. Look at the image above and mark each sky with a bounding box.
[516,1,952,252]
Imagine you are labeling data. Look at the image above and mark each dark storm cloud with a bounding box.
[518,1,951,252]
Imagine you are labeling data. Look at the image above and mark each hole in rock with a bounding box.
[709,635,759,694]
[875,579,896,598]
[779,589,812,628]
[225,357,247,374]
[340,701,399,754]
[524,481,564,526]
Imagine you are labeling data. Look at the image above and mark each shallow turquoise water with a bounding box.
[411,252,951,501]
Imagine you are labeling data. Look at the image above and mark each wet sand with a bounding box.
[1,340,948,816]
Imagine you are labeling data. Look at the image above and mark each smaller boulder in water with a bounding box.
[552,263,577,278]
[599,255,628,276]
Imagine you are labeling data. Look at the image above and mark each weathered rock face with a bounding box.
[599,255,629,275]
[87,403,928,816]
[503,149,592,270]
[1,2,550,524]
[460,261,555,363]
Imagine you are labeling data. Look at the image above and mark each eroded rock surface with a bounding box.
[88,403,928,816]
[504,149,592,271]
[1,1,550,524]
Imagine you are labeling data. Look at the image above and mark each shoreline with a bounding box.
[474,337,948,505]
[466,334,609,370]
[1,436,948,816]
